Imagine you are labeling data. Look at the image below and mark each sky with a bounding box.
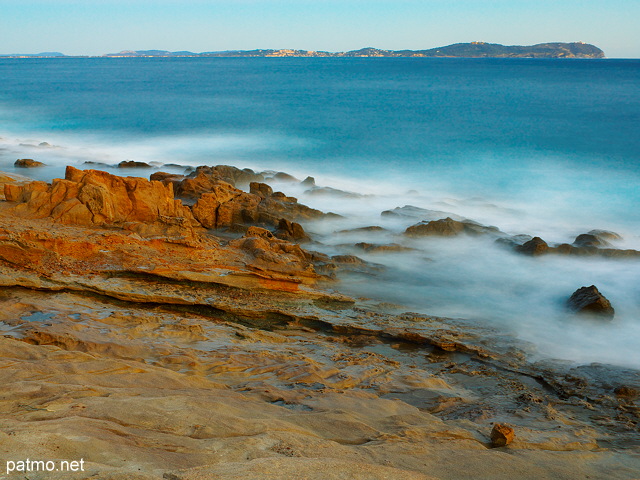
[1,0,639,58]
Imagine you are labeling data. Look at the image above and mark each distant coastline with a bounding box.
[0,42,605,59]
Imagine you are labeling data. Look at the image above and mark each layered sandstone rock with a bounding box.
[191,181,261,229]
[177,166,264,198]
[230,226,316,277]
[4,166,198,235]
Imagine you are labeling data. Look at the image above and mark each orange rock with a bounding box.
[490,423,515,447]
[7,166,197,230]
[192,182,261,229]
[230,227,315,276]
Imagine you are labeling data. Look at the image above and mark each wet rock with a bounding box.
[614,386,638,399]
[490,424,515,447]
[404,217,499,237]
[405,217,464,237]
[331,255,366,265]
[275,218,310,243]
[83,161,110,168]
[382,205,463,221]
[14,159,45,168]
[354,242,414,253]
[495,234,532,249]
[588,229,622,242]
[118,160,152,168]
[516,237,549,256]
[566,285,614,319]
[573,233,610,248]
[336,226,388,234]
[305,186,361,198]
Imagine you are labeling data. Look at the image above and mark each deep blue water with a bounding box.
[1,57,640,367]
[1,57,639,226]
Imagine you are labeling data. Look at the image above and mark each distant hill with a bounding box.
[2,43,605,59]
[0,52,65,57]
[105,42,605,58]
[414,42,605,58]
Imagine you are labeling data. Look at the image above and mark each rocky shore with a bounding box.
[1,164,639,479]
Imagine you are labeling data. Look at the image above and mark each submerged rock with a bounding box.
[14,158,45,168]
[404,217,499,237]
[354,242,415,253]
[573,233,609,248]
[382,205,462,221]
[118,160,152,168]
[516,237,549,256]
[566,285,615,319]
[305,186,361,198]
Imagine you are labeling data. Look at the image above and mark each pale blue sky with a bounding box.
[1,0,638,57]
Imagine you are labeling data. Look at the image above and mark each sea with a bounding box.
[1,57,639,367]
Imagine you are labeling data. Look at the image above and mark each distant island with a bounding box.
[1,42,605,58]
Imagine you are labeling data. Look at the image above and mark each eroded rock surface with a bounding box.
[1,166,639,479]
[4,166,197,233]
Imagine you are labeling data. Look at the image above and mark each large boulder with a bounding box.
[5,166,197,229]
[118,160,152,168]
[567,285,615,319]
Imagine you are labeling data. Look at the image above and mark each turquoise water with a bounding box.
[1,57,639,366]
